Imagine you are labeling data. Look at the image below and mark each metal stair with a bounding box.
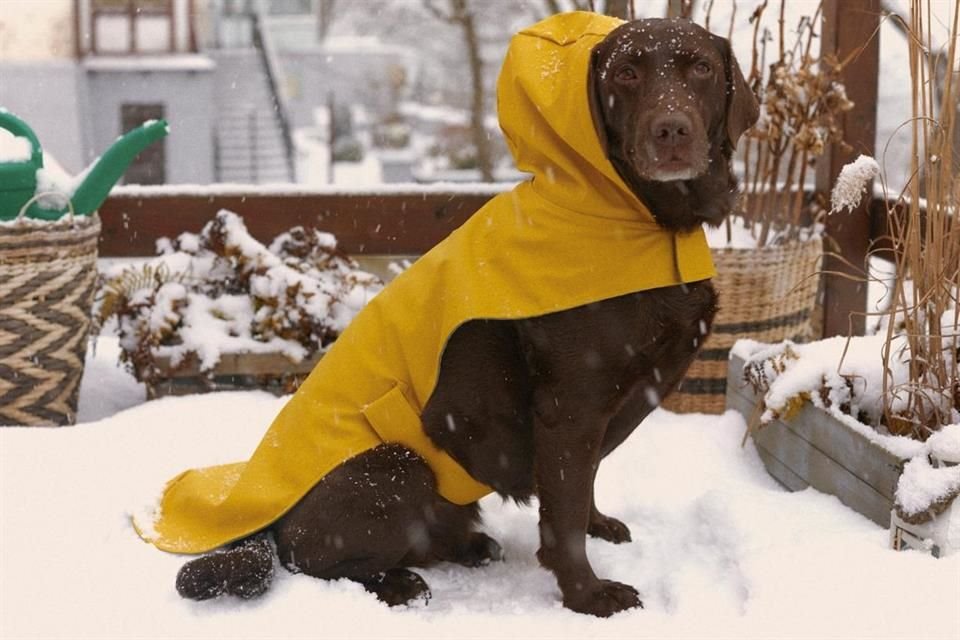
[211,48,292,183]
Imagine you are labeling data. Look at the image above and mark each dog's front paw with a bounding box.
[588,512,632,544]
[563,579,643,617]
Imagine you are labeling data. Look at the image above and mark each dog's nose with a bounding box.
[650,114,693,147]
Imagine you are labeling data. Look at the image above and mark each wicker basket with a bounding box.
[661,234,823,414]
[0,214,100,426]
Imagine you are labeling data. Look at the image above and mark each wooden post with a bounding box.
[129,0,137,54]
[74,0,83,59]
[188,0,198,53]
[167,0,176,53]
[817,0,881,337]
[90,0,98,54]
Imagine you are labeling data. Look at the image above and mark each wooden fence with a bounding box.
[97,185,900,339]
[98,186,501,257]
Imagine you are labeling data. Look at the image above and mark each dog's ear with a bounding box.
[587,46,610,155]
[712,34,760,150]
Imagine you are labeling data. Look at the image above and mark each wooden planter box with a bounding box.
[725,353,908,527]
[148,351,322,399]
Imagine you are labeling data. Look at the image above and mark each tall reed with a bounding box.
[880,0,959,438]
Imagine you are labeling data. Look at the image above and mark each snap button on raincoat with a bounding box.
[135,11,715,554]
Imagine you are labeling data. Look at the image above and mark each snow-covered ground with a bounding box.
[1,337,958,639]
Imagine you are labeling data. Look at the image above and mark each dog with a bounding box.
[171,15,758,618]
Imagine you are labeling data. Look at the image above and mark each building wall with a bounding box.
[84,63,216,184]
[0,62,89,173]
[0,0,74,61]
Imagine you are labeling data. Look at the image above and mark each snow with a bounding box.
[33,156,91,211]
[896,455,960,518]
[929,424,960,465]
[703,217,823,249]
[1,337,958,639]
[111,181,513,198]
[831,154,881,213]
[0,127,32,162]
[703,220,765,249]
[81,54,216,72]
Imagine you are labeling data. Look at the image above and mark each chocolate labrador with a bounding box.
[175,18,758,617]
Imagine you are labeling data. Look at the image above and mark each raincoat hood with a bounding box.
[135,12,716,555]
[499,12,659,222]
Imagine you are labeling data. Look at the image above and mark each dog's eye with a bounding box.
[614,65,638,83]
[692,61,713,77]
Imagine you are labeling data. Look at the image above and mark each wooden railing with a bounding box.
[99,185,506,257]
[98,184,896,338]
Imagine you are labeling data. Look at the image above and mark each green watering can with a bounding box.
[0,109,168,221]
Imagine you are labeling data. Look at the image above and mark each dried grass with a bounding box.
[740,0,855,245]
[879,0,960,438]
[701,1,857,245]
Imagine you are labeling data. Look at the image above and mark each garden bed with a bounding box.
[148,351,321,398]
[726,351,908,527]
[97,209,383,397]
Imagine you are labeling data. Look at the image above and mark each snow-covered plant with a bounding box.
[729,0,855,245]
[877,0,960,439]
[97,210,383,388]
[831,154,881,213]
[97,264,188,386]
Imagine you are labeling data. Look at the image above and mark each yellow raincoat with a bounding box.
[136,11,715,554]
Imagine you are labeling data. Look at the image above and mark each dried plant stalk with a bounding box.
[881,0,960,438]
[736,0,854,245]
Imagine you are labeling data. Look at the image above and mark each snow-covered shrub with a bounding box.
[97,210,382,386]
[373,116,412,149]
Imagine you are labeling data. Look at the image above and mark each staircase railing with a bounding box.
[251,10,295,181]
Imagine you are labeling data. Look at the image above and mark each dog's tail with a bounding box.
[175,534,275,600]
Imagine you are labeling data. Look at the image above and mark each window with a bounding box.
[268,0,313,16]
[90,0,177,54]
[92,0,170,13]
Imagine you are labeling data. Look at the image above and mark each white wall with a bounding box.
[84,63,217,184]
[0,62,88,172]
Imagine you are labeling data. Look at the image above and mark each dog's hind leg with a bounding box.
[419,499,503,567]
[272,444,441,606]
[176,534,275,600]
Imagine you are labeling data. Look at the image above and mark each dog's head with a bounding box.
[590,18,759,229]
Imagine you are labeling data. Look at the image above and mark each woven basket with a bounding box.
[0,213,100,426]
[661,233,823,414]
